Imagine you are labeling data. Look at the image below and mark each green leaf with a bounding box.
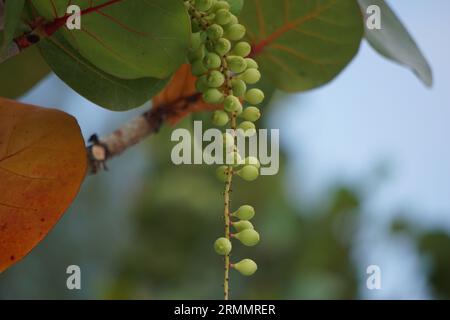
[358,0,432,87]
[0,47,50,98]
[31,0,191,80]
[227,0,244,16]
[39,32,168,111]
[241,0,364,92]
[1,0,25,50]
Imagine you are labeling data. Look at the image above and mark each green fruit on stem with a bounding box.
[215,8,232,25]
[224,14,238,27]
[243,156,261,169]
[241,68,261,84]
[203,88,224,104]
[196,76,209,93]
[225,24,246,41]
[237,165,259,181]
[203,52,222,69]
[194,0,214,11]
[214,237,232,255]
[207,70,225,88]
[245,58,259,69]
[191,59,207,76]
[212,110,230,126]
[215,38,231,56]
[232,205,255,220]
[240,106,261,122]
[233,259,257,276]
[245,88,265,105]
[207,24,224,40]
[232,42,252,57]
[233,220,254,232]
[216,165,231,182]
[234,229,260,246]
[224,95,242,113]
[226,56,247,74]
[231,79,247,98]
[188,45,205,63]
[213,0,230,11]
[238,121,256,136]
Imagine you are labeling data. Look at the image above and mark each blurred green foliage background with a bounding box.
[0,94,449,299]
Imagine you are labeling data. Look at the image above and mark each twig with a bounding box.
[87,93,202,174]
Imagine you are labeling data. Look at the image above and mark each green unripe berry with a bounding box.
[224,95,242,113]
[194,0,214,11]
[233,205,255,220]
[196,76,209,93]
[231,79,247,98]
[225,24,246,41]
[241,68,261,84]
[215,8,232,25]
[237,165,259,181]
[207,24,224,41]
[226,56,247,74]
[191,59,207,76]
[203,88,224,104]
[240,106,261,122]
[235,102,243,115]
[238,121,256,136]
[216,165,231,182]
[233,220,254,232]
[233,259,257,276]
[223,132,235,149]
[205,13,217,22]
[234,229,260,246]
[212,110,230,126]
[188,45,205,63]
[207,70,225,88]
[203,52,222,69]
[224,14,238,27]
[243,156,261,169]
[205,41,217,53]
[215,38,231,56]
[232,41,252,57]
[213,0,230,11]
[245,58,259,69]
[214,237,232,255]
[245,88,265,105]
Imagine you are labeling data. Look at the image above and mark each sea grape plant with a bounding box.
[0,0,431,299]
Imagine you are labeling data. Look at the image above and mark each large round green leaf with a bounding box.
[39,33,168,111]
[241,0,364,92]
[31,0,191,80]
[0,47,50,98]
[358,0,432,87]
[1,0,25,50]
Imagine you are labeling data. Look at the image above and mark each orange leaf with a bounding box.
[0,98,87,272]
[152,64,220,125]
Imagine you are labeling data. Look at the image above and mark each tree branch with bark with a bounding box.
[87,93,202,174]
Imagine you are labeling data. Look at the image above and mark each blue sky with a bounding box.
[273,0,450,226]
[270,0,450,298]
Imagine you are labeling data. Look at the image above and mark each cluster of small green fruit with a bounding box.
[214,205,259,275]
[184,0,264,298]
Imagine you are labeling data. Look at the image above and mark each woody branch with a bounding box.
[87,93,202,174]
